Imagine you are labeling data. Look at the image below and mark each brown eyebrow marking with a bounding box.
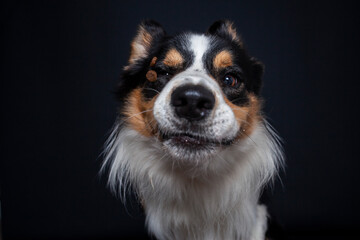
[150,56,157,67]
[213,50,233,69]
[163,48,184,67]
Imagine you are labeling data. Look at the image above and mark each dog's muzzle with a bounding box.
[153,72,239,161]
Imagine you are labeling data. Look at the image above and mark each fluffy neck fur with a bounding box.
[102,120,283,240]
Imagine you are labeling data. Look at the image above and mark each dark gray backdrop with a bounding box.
[1,0,359,239]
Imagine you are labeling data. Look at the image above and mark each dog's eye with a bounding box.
[223,75,237,87]
[157,69,171,77]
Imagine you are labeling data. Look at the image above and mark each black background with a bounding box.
[1,0,360,239]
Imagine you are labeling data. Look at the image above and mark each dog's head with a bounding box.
[117,20,265,164]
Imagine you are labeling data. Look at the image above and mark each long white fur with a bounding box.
[102,120,283,240]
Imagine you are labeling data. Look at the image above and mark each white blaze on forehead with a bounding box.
[189,34,210,71]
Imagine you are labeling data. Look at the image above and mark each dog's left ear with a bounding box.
[207,20,243,46]
[128,20,166,66]
[250,57,264,95]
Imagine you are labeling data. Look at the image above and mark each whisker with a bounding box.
[143,88,160,94]
[238,130,258,147]
[144,118,157,133]
[229,97,248,103]
[234,117,250,125]
[230,106,259,125]
[118,109,154,126]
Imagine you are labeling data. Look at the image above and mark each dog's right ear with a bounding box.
[127,20,165,66]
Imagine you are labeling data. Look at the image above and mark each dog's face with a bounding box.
[118,20,264,164]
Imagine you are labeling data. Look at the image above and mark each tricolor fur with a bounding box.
[103,20,284,240]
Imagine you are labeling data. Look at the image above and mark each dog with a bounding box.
[102,20,284,240]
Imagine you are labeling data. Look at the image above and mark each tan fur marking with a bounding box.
[213,50,233,69]
[146,70,157,82]
[150,56,157,66]
[224,93,261,140]
[163,48,183,67]
[124,88,158,137]
[225,21,243,47]
[227,23,238,41]
[128,26,153,65]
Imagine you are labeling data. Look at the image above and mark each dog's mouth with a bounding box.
[159,131,236,161]
[161,131,234,148]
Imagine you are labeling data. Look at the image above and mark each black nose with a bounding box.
[171,84,215,121]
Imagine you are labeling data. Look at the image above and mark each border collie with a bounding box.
[102,20,284,240]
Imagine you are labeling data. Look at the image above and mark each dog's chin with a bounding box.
[160,132,234,163]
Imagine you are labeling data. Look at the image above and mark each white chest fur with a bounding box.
[103,121,282,240]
